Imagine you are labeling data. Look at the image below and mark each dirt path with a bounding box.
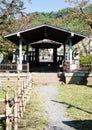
[37,85,76,130]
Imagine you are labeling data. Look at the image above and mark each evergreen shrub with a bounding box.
[80,54,92,65]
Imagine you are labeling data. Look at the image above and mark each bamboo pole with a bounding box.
[7,74,10,92]
[6,92,9,130]
[24,81,27,105]
[28,74,32,96]
[17,86,21,118]
[26,76,29,101]
[27,77,31,101]
[21,81,25,113]
[20,83,24,117]
[14,90,18,130]
[19,86,23,117]
[26,74,32,102]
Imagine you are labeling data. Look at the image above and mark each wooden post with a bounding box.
[69,40,73,71]
[19,39,23,72]
[64,43,66,62]
[14,90,18,130]
[6,92,9,130]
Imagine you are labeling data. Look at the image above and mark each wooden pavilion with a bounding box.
[4,24,86,72]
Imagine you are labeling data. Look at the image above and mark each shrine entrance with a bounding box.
[29,39,62,72]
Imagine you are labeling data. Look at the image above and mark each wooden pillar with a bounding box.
[18,39,22,71]
[26,44,29,72]
[53,48,57,65]
[64,43,66,62]
[26,44,29,63]
[69,40,73,71]
[35,48,39,64]
[69,40,73,64]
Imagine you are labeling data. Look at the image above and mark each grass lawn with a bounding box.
[57,84,92,130]
[0,89,6,100]
[18,86,48,130]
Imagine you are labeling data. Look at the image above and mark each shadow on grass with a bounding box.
[51,100,92,114]
[46,120,92,130]
[87,85,92,88]
[63,120,92,130]
[0,117,6,130]
[51,100,92,130]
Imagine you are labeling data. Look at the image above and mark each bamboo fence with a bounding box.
[0,73,32,130]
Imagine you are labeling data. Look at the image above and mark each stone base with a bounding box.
[58,72,92,86]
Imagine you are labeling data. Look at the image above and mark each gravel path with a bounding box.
[37,85,77,130]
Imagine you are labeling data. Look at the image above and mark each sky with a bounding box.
[23,0,73,13]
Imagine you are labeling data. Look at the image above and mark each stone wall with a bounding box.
[64,72,92,86]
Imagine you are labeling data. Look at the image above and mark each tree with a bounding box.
[65,0,92,29]
[65,0,92,55]
[0,0,31,63]
[0,0,32,35]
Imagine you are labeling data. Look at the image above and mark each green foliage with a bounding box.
[57,8,69,18]
[25,5,92,35]
[0,117,5,130]
[4,51,13,64]
[84,4,92,13]
[0,43,16,63]
[80,54,92,65]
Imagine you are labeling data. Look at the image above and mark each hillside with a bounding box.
[4,4,92,35]
[1,4,92,63]
[26,4,92,35]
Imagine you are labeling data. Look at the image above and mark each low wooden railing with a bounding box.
[0,63,29,72]
[0,73,32,130]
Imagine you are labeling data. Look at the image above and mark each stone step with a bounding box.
[32,72,60,85]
